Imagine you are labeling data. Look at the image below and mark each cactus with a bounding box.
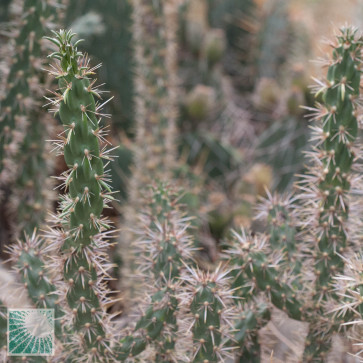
[228,230,303,315]
[0,2,65,357]
[8,113,55,238]
[226,193,306,360]
[295,26,363,360]
[119,0,180,311]
[2,4,363,361]
[6,231,64,338]
[178,264,236,362]
[255,116,308,192]
[233,299,271,362]
[332,252,363,361]
[0,0,63,243]
[43,29,116,360]
[117,183,194,360]
[0,0,60,183]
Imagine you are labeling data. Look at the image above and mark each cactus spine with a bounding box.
[44,29,115,360]
[295,26,363,360]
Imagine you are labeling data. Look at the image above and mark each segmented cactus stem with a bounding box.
[43,29,117,361]
[6,231,64,338]
[118,183,195,361]
[120,0,180,312]
[0,0,61,184]
[295,26,363,360]
[178,264,237,362]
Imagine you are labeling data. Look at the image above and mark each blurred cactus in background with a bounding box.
[118,0,180,313]
[0,0,63,245]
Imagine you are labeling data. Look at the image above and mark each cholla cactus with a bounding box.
[0,0,61,183]
[6,231,64,338]
[234,298,271,362]
[8,112,55,238]
[178,264,237,362]
[226,192,306,360]
[117,183,195,360]
[332,252,363,360]
[295,26,363,360]
[43,29,117,361]
[120,0,180,310]
[130,0,178,195]
[0,0,63,242]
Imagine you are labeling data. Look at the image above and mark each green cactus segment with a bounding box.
[7,0,62,238]
[332,253,363,361]
[6,232,63,339]
[228,230,303,321]
[296,27,362,360]
[314,27,361,286]
[0,0,60,179]
[234,302,270,363]
[227,197,304,360]
[118,183,194,361]
[180,265,235,363]
[137,185,188,360]
[45,29,114,356]
[10,116,54,238]
[256,193,301,273]
[118,335,147,360]
[120,0,179,312]
[46,29,110,250]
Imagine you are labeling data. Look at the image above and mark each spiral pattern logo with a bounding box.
[8,309,54,356]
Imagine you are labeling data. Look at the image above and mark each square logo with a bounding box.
[8,309,54,356]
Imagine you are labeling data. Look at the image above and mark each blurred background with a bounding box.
[61,0,363,241]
